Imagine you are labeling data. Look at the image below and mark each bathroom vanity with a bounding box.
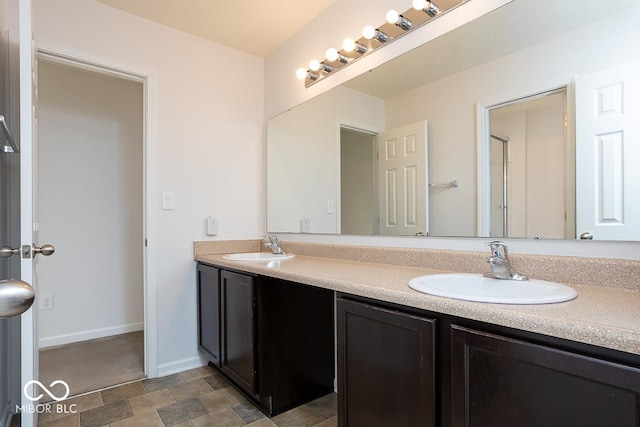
[196,252,640,425]
[338,293,640,426]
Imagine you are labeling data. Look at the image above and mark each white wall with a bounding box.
[33,0,264,374]
[267,85,383,233]
[523,97,566,239]
[37,60,144,347]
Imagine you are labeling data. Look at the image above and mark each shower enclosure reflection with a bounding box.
[488,89,571,240]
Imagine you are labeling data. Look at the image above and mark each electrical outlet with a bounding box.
[300,217,311,233]
[206,216,218,236]
[40,294,54,311]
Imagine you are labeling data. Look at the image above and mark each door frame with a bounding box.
[335,118,383,235]
[35,40,158,378]
[475,86,572,238]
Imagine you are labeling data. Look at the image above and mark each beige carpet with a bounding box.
[39,331,145,400]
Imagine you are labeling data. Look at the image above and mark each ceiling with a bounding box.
[93,0,336,58]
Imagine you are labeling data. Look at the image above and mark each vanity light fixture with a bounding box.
[386,9,412,30]
[413,0,440,17]
[326,48,348,63]
[297,0,449,87]
[342,38,367,54]
[362,25,389,43]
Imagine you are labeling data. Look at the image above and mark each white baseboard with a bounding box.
[157,355,208,378]
[39,322,144,349]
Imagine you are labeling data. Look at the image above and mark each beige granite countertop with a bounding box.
[195,252,640,356]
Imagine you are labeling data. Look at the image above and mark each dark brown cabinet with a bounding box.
[220,270,257,395]
[450,325,640,427]
[201,268,640,424]
[197,263,220,365]
[337,297,436,427]
[338,293,640,427]
[197,263,334,416]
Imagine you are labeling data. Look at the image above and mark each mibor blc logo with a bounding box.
[17,380,77,415]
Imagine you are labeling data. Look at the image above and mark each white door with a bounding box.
[0,1,40,426]
[19,1,44,426]
[575,61,640,240]
[376,121,428,236]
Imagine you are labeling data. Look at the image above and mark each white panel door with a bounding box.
[575,61,640,240]
[376,121,428,236]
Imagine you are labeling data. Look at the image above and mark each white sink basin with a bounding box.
[222,252,295,262]
[408,273,577,304]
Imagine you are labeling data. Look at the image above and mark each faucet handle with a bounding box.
[486,240,508,258]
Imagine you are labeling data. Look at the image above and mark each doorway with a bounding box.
[485,88,572,239]
[340,127,376,235]
[35,57,145,396]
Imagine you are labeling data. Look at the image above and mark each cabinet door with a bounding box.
[221,270,257,395]
[451,325,640,427]
[337,298,436,427]
[258,277,335,415]
[197,264,220,365]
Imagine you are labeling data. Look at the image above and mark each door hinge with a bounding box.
[22,245,31,259]
[145,238,148,247]
[564,115,568,127]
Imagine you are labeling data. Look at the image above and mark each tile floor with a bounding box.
[36,365,337,427]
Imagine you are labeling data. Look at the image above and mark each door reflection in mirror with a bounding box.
[487,89,571,240]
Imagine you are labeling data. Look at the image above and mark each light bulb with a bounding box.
[343,38,367,54]
[386,10,400,25]
[362,25,376,39]
[326,48,339,62]
[387,9,411,30]
[412,0,427,10]
[309,60,321,71]
[342,38,356,52]
[363,26,388,43]
[296,68,307,80]
[413,0,439,16]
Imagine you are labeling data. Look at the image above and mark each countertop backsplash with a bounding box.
[194,240,640,292]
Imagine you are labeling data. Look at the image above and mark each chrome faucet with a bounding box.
[264,235,287,255]
[483,241,528,281]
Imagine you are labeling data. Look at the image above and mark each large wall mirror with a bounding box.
[267,0,640,241]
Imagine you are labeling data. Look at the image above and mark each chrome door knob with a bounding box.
[33,243,55,256]
[579,232,594,240]
[0,279,35,318]
[0,246,20,258]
